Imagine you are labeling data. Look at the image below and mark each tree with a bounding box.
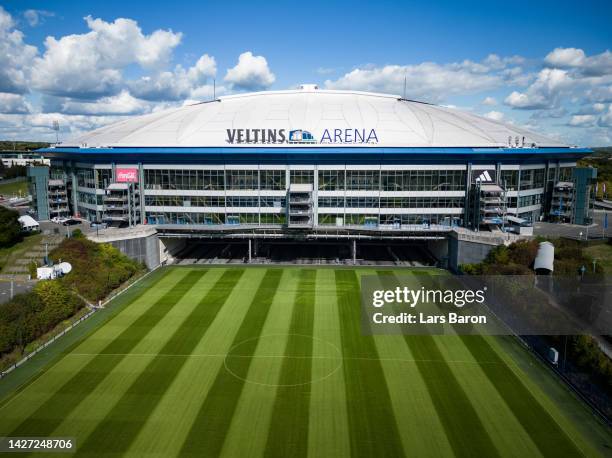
[0,207,22,247]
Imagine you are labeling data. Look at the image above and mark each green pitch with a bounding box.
[0,266,609,457]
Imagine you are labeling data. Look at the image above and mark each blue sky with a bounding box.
[1,0,611,145]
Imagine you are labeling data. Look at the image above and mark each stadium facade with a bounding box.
[29,85,596,240]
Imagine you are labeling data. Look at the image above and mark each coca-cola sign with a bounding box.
[116,168,138,183]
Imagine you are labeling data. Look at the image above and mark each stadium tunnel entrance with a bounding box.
[162,237,448,267]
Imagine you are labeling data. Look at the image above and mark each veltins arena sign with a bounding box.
[226,128,378,145]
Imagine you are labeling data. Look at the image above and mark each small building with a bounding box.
[18,215,39,232]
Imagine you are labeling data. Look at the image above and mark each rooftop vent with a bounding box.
[299,84,319,91]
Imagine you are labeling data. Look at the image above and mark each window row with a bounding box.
[144,195,286,207]
[143,169,287,191]
[142,168,468,191]
[318,170,466,191]
[318,196,465,208]
[145,212,286,225]
[318,213,462,226]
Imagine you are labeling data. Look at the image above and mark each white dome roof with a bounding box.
[63,88,567,148]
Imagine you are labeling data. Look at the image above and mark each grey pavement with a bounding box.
[534,210,611,240]
[0,279,34,304]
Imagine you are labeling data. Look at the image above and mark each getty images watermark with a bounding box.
[360,275,612,336]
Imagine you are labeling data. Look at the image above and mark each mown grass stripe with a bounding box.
[419,272,585,457]
[463,336,583,456]
[335,269,404,458]
[6,269,204,438]
[263,269,316,458]
[307,268,350,458]
[219,271,301,457]
[454,335,585,457]
[377,270,500,458]
[178,268,283,457]
[367,273,454,457]
[77,269,245,454]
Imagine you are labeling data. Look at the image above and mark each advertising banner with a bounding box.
[116,168,139,183]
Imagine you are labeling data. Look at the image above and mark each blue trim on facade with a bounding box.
[38,146,592,165]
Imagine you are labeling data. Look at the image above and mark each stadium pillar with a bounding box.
[248,239,252,263]
[352,239,356,264]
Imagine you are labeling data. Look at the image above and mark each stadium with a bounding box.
[4,86,610,456]
[27,85,597,268]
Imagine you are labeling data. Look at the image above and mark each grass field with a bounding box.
[0,266,610,457]
[584,242,612,274]
[0,178,28,197]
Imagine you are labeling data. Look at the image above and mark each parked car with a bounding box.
[90,221,108,229]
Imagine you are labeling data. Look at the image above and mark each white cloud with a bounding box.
[484,111,504,121]
[482,96,497,106]
[0,7,38,94]
[568,114,596,127]
[323,55,524,102]
[23,9,54,27]
[224,51,275,90]
[0,112,125,141]
[545,48,586,68]
[30,15,182,99]
[504,68,573,109]
[0,93,31,114]
[187,54,217,84]
[572,103,607,115]
[128,53,217,101]
[504,91,543,109]
[545,47,612,76]
[593,103,606,112]
[48,91,150,116]
[584,85,612,103]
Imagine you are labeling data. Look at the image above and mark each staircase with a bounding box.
[287,184,313,228]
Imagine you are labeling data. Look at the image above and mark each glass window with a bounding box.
[290,170,314,185]
[381,170,466,191]
[227,170,258,190]
[500,170,518,191]
[346,170,379,190]
[260,170,285,190]
[318,170,345,190]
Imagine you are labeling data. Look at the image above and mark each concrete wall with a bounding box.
[108,233,160,269]
[448,235,497,272]
[159,237,188,264]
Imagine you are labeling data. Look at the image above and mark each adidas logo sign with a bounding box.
[475,170,493,183]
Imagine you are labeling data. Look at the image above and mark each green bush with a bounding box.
[507,240,540,266]
[28,260,37,279]
[71,229,84,239]
[570,335,612,390]
[0,281,84,357]
[459,263,483,275]
[49,238,144,301]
